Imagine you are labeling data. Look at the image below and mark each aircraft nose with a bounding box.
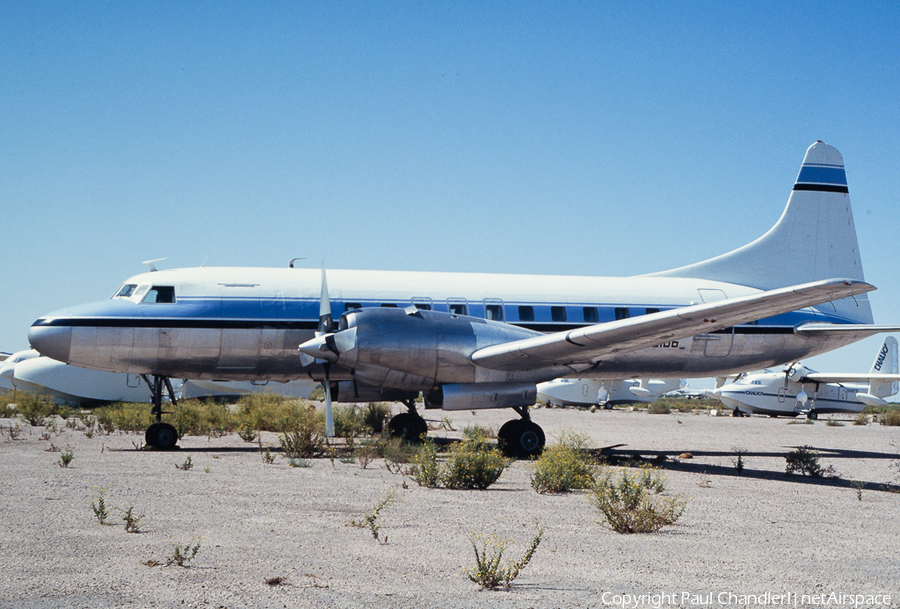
[28,322,72,363]
[0,365,13,381]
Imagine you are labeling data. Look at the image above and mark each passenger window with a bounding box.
[344,303,362,312]
[414,303,431,310]
[614,307,630,320]
[583,307,599,323]
[645,308,660,315]
[551,306,567,322]
[485,305,503,321]
[380,303,398,307]
[143,286,176,304]
[450,304,467,315]
[518,306,535,322]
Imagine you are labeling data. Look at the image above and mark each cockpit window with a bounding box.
[142,286,176,304]
[114,284,138,299]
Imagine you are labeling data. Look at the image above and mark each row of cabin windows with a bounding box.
[342,301,663,323]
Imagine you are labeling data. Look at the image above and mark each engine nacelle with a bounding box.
[786,364,813,383]
[425,382,537,411]
[306,307,543,391]
[331,381,418,404]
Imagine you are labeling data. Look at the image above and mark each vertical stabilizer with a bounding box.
[649,142,872,323]
[868,336,898,398]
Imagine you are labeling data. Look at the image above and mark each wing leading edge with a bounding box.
[471,279,875,372]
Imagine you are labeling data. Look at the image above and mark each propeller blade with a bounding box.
[324,365,335,437]
[318,262,333,335]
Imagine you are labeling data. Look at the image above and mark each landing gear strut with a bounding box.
[388,399,428,442]
[141,375,179,449]
[498,406,545,459]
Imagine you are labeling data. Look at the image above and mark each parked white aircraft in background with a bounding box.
[537,378,683,408]
[1,353,320,407]
[180,379,319,401]
[0,349,40,393]
[712,337,900,418]
[28,142,899,454]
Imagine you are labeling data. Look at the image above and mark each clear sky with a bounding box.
[2,2,899,385]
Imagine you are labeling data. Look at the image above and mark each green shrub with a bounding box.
[333,405,368,438]
[236,394,314,432]
[408,438,510,490]
[363,403,391,434]
[531,432,596,493]
[17,394,63,426]
[785,446,836,477]
[590,469,686,533]
[467,523,545,589]
[173,400,235,437]
[94,403,154,433]
[880,411,900,427]
[853,412,869,426]
[409,440,441,486]
[647,402,671,415]
[278,405,323,458]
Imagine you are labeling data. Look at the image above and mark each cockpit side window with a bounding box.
[114,284,137,299]
[142,286,176,304]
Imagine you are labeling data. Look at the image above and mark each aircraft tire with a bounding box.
[806,411,818,420]
[145,422,179,450]
[498,419,545,459]
[388,412,427,442]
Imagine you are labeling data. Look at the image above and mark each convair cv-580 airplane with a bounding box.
[28,142,896,455]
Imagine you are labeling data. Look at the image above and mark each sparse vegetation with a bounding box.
[121,506,144,533]
[851,480,865,501]
[175,456,194,471]
[853,412,869,426]
[288,457,312,468]
[733,448,747,475]
[349,489,400,543]
[362,402,392,434]
[91,489,111,525]
[785,446,836,478]
[57,446,74,468]
[467,522,545,589]
[825,417,845,427]
[530,432,597,493]
[590,468,686,533]
[166,539,202,567]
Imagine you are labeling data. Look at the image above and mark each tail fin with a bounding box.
[649,142,872,323]
[868,336,898,398]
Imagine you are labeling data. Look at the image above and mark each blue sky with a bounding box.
[3,2,900,383]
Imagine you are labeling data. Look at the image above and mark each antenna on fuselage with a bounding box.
[289,258,307,268]
[142,258,167,272]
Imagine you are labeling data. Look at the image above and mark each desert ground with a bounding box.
[1,405,898,609]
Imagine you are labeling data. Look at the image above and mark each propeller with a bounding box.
[298,263,336,437]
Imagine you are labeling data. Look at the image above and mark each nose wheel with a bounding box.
[141,375,180,449]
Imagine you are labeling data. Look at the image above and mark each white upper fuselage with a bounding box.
[28,265,862,382]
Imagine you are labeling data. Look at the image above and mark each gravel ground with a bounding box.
[1,406,898,609]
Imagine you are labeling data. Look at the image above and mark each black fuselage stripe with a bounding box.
[33,317,799,335]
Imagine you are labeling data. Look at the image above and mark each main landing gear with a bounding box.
[386,401,546,460]
[388,400,428,442]
[497,407,545,460]
[141,375,179,450]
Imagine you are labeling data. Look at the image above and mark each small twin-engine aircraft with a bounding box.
[712,337,900,418]
[28,142,898,456]
[537,378,683,408]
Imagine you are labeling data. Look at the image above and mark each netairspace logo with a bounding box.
[598,591,894,608]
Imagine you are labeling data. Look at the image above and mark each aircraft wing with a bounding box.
[471,279,875,371]
[799,373,900,383]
